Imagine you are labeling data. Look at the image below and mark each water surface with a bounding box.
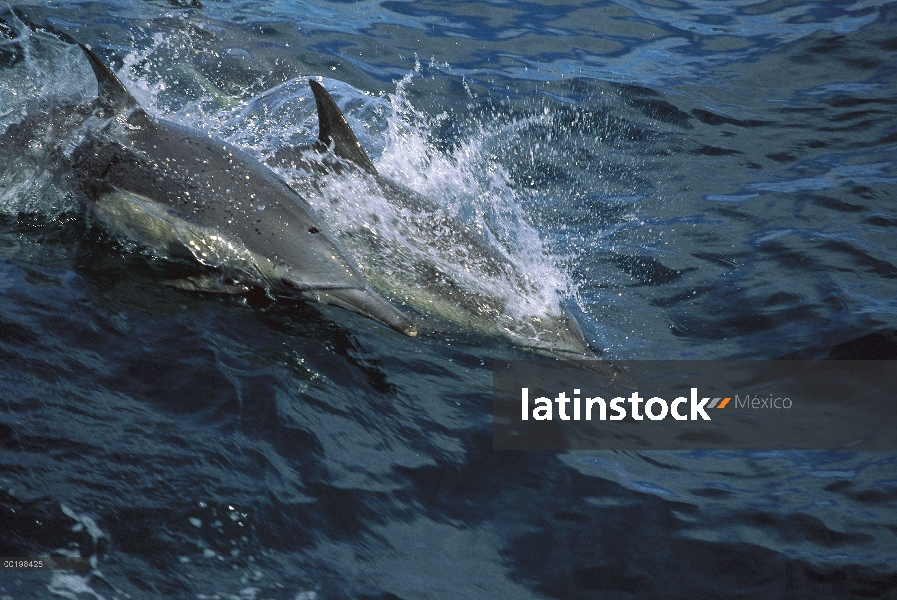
[1,1,896,598]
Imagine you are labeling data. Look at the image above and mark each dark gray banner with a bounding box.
[493,361,897,450]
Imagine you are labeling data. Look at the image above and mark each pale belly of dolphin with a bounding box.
[93,188,270,284]
[348,222,594,357]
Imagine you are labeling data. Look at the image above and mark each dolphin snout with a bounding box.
[304,287,417,337]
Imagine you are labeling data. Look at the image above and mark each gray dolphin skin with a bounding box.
[2,13,416,337]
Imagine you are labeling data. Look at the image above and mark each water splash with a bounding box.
[0,13,94,215]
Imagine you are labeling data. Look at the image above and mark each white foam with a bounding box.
[61,504,105,543]
[48,572,106,600]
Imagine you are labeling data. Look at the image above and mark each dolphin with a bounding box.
[0,13,416,337]
[268,80,623,378]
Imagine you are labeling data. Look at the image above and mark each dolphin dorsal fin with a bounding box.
[78,44,139,114]
[308,79,378,176]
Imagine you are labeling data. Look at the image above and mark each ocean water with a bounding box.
[1,1,896,598]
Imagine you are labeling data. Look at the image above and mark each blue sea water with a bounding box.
[1,0,896,598]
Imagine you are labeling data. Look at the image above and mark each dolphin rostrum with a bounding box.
[2,14,416,337]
